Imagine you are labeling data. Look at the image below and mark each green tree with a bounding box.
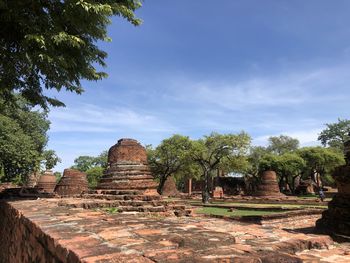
[267,135,300,155]
[318,119,350,151]
[41,150,61,170]
[190,132,251,203]
[0,114,38,183]
[71,151,107,172]
[147,135,192,194]
[71,151,107,187]
[0,97,51,183]
[54,171,62,182]
[258,153,305,193]
[297,147,345,186]
[0,0,142,108]
[71,156,97,172]
[86,166,104,188]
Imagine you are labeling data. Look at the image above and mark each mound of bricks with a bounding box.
[35,170,57,193]
[316,135,350,242]
[255,170,285,197]
[79,138,191,216]
[97,138,158,195]
[55,169,88,196]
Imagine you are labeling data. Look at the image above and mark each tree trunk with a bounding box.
[157,175,167,195]
[202,171,210,203]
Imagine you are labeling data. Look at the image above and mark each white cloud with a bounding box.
[49,103,176,133]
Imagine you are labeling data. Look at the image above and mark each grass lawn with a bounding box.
[188,200,327,209]
[195,207,285,217]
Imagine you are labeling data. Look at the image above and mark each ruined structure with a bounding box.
[97,138,158,195]
[35,170,56,193]
[55,169,88,196]
[254,170,284,197]
[316,135,350,241]
[26,172,40,187]
[161,177,179,197]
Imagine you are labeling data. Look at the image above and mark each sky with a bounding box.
[47,0,350,172]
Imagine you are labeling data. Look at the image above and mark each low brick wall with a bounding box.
[0,201,80,263]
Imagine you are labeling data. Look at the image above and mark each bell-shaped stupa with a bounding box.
[97,138,158,195]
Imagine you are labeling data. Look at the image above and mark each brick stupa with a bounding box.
[97,138,158,195]
[316,134,350,241]
[35,170,56,193]
[55,169,88,196]
[254,170,284,197]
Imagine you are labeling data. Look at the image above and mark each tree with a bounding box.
[190,132,251,203]
[71,151,107,187]
[0,114,38,183]
[258,152,305,193]
[71,151,107,172]
[267,135,300,155]
[0,0,142,109]
[72,156,98,172]
[41,150,61,170]
[318,119,350,151]
[147,135,192,194]
[0,96,52,184]
[86,166,104,188]
[297,147,345,186]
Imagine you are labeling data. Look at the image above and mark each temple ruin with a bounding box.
[55,168,88,196]
[254,170,285,197]
[97,138,158,195]
[35,170,57,193]
[316,135,350,241]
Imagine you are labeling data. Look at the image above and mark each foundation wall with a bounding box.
[0,201,80,263]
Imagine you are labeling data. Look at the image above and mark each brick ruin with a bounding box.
[161,176,180,197]
[97,138,158,195]
[35,170,57,193]
[55,168,88,196]
[63,138,191,215]
[316,136,350,241]
[254,170,285,197]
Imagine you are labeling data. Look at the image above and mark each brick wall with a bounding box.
[0,201,81,263]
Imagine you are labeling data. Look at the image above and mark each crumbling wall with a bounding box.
[0,201,80,263]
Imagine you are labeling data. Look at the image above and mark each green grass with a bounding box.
[103,207,119,214]
[188,200,327,209]
[195,207,285,217]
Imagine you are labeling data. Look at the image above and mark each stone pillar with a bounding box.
[188,178,192,196]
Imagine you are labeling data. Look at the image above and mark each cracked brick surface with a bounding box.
[1,198,350,262]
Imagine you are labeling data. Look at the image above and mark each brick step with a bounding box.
[83,190,144,195]
[58,199,168,209]
[82,194,161,201]
[118,206,166,213]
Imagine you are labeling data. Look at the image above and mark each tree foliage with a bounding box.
[296,147,345,182]
[318,119,350,151]
[71,151,107,172]
[71,151,107,187]
[190,132,251,203]
[41,149,61,170]
[267,135,300,155]
[0,0,142,108]
[147,135,193,194]
[0,97,58,184]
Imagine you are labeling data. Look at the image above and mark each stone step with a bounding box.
[118,206,166,213]
[82,193,161,201]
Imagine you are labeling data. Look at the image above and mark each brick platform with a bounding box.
[1,199,350,262]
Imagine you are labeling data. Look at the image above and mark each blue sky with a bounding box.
[48,0,350,172]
